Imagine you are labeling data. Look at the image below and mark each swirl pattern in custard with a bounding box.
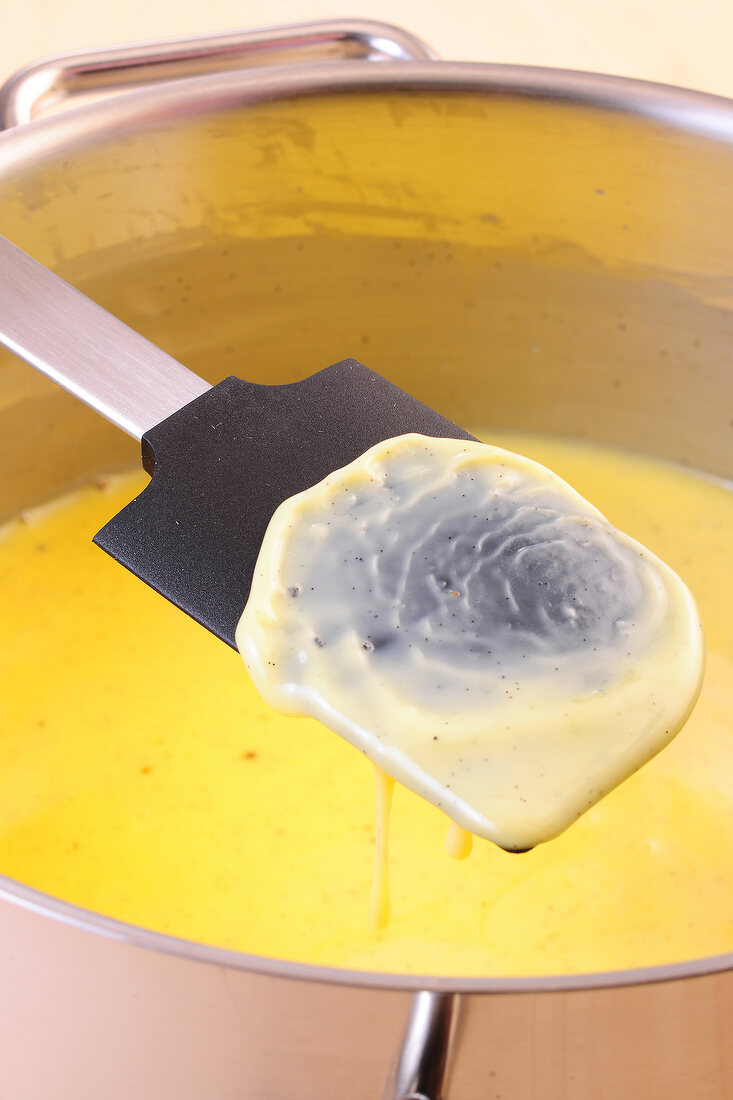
[236,435,703,851]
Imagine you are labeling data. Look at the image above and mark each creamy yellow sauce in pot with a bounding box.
[237,434,702,853]
[0,434,730,976]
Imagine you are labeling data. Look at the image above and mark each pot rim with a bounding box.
[3,869,733,993]
[1,56,732,994]
[2,58,733,167]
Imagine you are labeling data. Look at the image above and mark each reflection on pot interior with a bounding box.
[0,423,727,976]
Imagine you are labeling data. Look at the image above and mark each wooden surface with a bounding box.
[2,0,733,101]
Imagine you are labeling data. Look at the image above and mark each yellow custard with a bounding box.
[1,434,731,976]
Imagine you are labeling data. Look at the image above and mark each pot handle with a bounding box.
[383,991,460,1100]
[0,19,438,130]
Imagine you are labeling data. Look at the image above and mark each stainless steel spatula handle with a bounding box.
[0,235,211,440]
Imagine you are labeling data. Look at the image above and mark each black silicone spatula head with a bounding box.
[95,362,475,647]
[0,236,473,646]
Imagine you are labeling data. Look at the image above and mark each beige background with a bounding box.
[2,0,733,100]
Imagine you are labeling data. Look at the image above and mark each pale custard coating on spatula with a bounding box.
[236,434,704,851]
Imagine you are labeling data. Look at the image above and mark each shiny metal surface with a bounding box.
[384,992,459,1100]
[1,22,733,1099]
[0,19,437,128]
[0,235,210,438]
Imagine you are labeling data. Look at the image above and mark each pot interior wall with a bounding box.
[1,84,733,522]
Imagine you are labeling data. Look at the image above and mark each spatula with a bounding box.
[0,235,474,648]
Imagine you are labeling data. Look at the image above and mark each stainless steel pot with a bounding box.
[1,20,732,1099]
